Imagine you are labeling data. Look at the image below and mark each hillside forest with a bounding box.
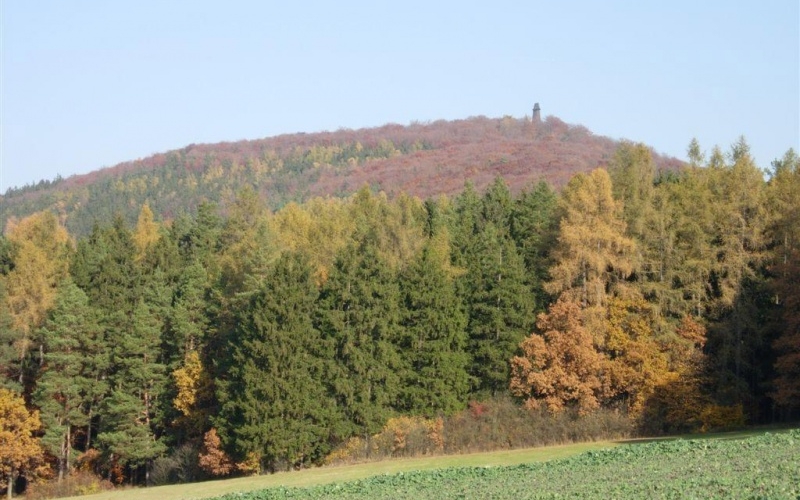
[0,116,681,238]
[0,138,798,495]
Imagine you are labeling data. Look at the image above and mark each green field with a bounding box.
[66,429,799,500]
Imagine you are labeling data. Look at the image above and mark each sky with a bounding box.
[2,1,798,192]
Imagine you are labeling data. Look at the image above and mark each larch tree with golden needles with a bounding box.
[4,211,71,386]
[133,203,161,262]
[545,169,636,309]
[767,149,800,415]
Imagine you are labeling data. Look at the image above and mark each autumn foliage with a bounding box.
[198,429,234,477]
[510,298,603,415]
[0,127,797,494]
[0,389,46,497]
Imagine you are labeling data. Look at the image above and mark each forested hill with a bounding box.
[1,115,682,236]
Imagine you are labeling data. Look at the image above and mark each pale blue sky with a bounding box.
[2,1,798,192]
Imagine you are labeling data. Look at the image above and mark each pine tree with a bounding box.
[33,279,102,480]
[99,299,167,482]
[0,278,22,392]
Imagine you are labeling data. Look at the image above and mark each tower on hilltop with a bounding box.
[532,103,541,123]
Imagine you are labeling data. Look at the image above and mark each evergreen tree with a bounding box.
[0,278,21,392]
[33,279,102,480]
[315,235,405,436]
[99,299,167,483]
[399,241,470,416]
[510,181,559,308]
[164,260,212,368]
[462,223,536,395]
[216,252,337,470]
[71,216,139,312]
[481,176,513,233]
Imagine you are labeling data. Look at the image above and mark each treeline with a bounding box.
[1,140,798,494]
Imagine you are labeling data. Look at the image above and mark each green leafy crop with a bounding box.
[211,430,800,499]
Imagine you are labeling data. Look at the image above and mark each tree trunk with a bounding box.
[65,424,72,479]
[86,409,93,451]
[7,466,14,499]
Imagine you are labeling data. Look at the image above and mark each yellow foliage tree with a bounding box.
[643,316,712,433]
[600,297,670,415]
[545,169,636,308]
[0,389,46,498]
[172,351,212,435]
[133,203,161,261]
[4,212,70,384]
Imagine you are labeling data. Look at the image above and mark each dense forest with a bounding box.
[1,138,798,497]
[0,115,682,238]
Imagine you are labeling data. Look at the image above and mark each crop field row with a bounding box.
[211,430,800,499]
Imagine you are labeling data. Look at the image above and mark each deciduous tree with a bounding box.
[510,298,603,415]
[0,388,45,498]
[545,169,636,308]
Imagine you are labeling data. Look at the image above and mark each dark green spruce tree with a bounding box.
[315,233,405,437]
[510,181,559,307]
[399,240,470,416]
[216,252,338,471]
[462,223,536,396]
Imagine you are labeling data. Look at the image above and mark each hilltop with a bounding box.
[1,114,682,235]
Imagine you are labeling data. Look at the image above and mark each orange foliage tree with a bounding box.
[197,428,234,477]
[510,298,603,415]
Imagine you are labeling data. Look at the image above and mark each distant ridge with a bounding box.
[1,115,683,236]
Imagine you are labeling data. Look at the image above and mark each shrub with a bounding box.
[699,404,746,432]
[325,416,445,465]
[325,396,634,464]
[25,470,114,500]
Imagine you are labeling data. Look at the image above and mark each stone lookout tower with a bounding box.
[532,103,541,123]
